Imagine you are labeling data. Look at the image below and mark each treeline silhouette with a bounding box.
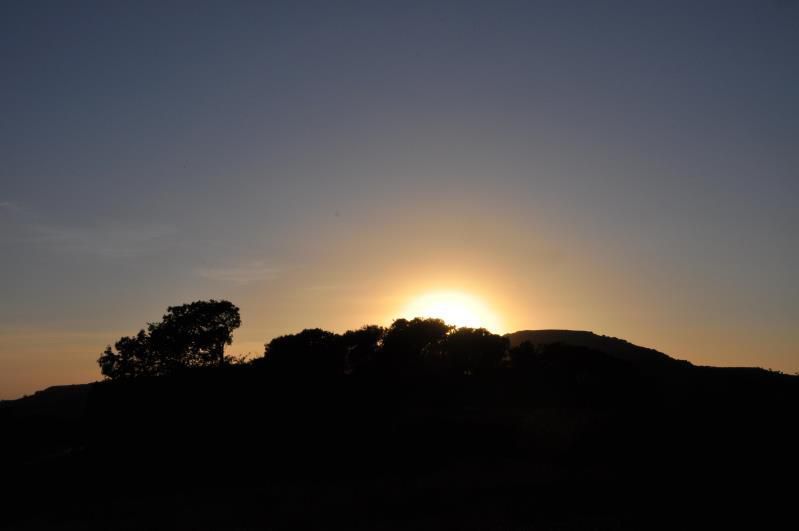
[94,299,656,379]
[2,299,798,530]
[96,299,511,378]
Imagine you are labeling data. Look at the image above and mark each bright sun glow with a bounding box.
[399,291,504,332]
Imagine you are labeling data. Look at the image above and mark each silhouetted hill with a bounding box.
[0,384,91,474]
[2,328,797,530]
[506,329,689,367]
[0,383,92,420]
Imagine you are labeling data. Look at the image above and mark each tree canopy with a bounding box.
[98,301,517,379]
[263,328,344,373]
[98,300,241,379]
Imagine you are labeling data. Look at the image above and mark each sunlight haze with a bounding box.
[398,291,505,332]
[2,1,798,398]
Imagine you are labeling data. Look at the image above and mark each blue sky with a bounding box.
[2,1,798,397]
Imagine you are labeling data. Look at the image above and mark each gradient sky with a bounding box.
[2,0,798,398]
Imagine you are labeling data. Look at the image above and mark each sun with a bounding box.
[399,291,504,332]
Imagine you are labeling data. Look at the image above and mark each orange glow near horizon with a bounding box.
[397,290,505,333]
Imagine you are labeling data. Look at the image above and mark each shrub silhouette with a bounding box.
[97,300,241,379]
[509,340,539,371]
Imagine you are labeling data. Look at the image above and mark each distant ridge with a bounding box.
[505,329,690,367]
[0,384,92,420]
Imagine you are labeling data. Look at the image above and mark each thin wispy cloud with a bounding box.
[0,200,177,258]
[33,223,177,259]
[195,261,280,285]
[0,200,24,217]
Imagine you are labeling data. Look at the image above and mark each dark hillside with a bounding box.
[1,384,92,420]
[506,329,687,366]
[2,323,797,529]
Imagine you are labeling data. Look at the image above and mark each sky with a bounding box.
[1,0,797,398]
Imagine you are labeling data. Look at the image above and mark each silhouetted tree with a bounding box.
[380,318,453,373]
[98,330,160,379]
[149,300,241,369]
[436,327,508,373]
[264,328,345,374]
[340,325,385,373]
[97,300,241,379]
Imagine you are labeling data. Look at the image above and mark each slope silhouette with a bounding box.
[507,329,688,366]
[1,384,92,420]
[2,313,797,530]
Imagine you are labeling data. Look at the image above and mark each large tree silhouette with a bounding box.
[436,327,508,372]
[379,318,453,373]
[97,300,241,379]
[341,325,385,373]
[263,328,345,373]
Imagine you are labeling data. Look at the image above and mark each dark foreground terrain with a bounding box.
[2,333,797,530]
